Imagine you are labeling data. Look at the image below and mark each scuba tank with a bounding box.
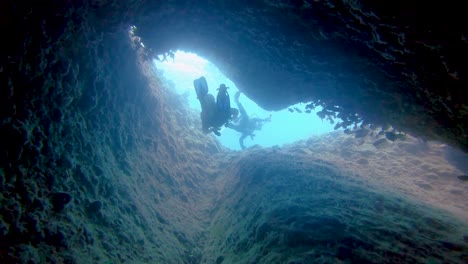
[216,84,231,119]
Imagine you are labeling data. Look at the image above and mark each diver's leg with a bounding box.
[234,91,241,104]
[226,123,243,133]
[201,94,215,112]
[235,102,252,130]
[200,94,216,132]
[239,134,247,150]
[236,101,248,119]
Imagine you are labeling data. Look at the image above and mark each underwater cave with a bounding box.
[1,1,468,263]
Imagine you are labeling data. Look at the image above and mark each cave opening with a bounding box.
[153,50,338,150]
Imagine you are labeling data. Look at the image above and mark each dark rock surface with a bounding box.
[134,0,468,150]
[51,192,72,212]
[1,1,468,263]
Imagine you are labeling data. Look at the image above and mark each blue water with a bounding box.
[154,51,337,150]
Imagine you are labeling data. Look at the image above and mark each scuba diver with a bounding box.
[227,91,271,149]
[194,77,239,136]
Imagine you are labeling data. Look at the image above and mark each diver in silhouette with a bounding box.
[227,91,271,149]
[194,77,239,136]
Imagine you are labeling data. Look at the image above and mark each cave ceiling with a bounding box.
[3,0,467,150]
[128,0,468,150]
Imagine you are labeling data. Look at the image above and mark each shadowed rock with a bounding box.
[456,175,468,181]
[51,192,72,212]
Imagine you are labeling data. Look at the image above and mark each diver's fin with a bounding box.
[194,76,208,99]
[234,91,241,103]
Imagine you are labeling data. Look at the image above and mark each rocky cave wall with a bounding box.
[1,1,225,262]
[204,150,468,263]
